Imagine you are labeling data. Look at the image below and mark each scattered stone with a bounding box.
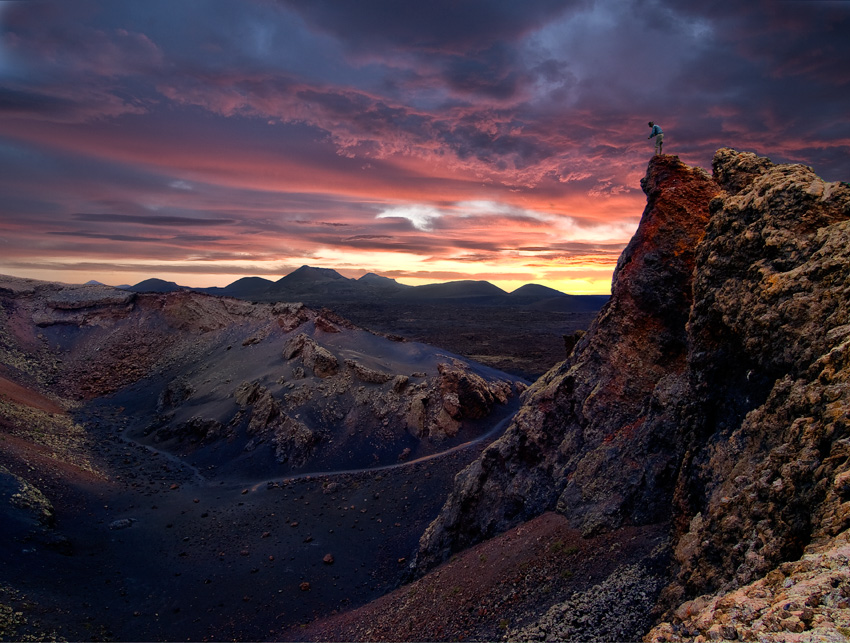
[323,553,334,565]
[108,518,136,530]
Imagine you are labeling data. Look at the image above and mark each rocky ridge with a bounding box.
[410,150,850,641]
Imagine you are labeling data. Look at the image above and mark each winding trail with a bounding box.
[103,404,515,492]
[116,428,208,485]
[248,411,515,492]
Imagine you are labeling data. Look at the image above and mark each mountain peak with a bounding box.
[280,265,348,283]
[358,272,396,283]
[128,278,183,293]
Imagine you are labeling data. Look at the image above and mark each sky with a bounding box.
[0,0,848,294]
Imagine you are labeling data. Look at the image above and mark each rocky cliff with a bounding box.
[413,150,850,640]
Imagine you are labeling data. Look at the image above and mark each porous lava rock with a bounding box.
[662,149,850,611]
[647,529,850,642]
[233,381,317,466]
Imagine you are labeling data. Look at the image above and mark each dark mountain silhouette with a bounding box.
[508,284,610,312]
[204,276,275,298]
[134,267,609,314]
[397,279,507,302]
[507,283,565,298]
[357,272,405,286]
[275,264,348,287]
[124,277,183,293]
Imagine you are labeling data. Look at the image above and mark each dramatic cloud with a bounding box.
[0,0,847,293]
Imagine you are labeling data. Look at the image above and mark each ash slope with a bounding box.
[306,150,850,642]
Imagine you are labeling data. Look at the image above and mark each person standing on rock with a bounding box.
[648,121,663,155]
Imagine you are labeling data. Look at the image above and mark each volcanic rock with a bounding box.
[412,149,850,640]
[283,333,340,378]
[415,153,720,571]
[665,148,850,602]
[1,465,55,537]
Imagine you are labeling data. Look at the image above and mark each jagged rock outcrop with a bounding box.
[413,150,850,641]
[415,154,720,570]
[233,381,317,466]
[283,333,340,378]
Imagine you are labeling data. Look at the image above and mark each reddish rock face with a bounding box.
[415,155,721,571]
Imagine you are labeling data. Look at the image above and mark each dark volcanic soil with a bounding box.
[324,302,597,381]
[289,515,668,642]
[1,395,499,641]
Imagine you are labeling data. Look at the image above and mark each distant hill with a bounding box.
[202,276,274,298]
[126,278,183,293]
[275,265,348,288]
[266,265,360,299]
[358,272,398,285]
[400,280,507,302]
[508,283,609,312]
[508,283,566,299]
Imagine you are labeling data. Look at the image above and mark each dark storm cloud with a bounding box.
[279,0,581,52]
[625,1,850,177]
[49,231,229,243]
[0,87,75,116]
[440,44,524,100]
[678,0,850,83]
[73,213,237,226]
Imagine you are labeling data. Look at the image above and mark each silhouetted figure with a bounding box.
[648,121,663,154]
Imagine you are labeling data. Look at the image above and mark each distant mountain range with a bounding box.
[121,265,609,312]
